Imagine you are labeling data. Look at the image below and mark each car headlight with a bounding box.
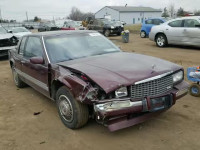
[111,26,115,29]
[115,87,128,98]
[172,71,183,84]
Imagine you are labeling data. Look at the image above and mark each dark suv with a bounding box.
[38,22,60,32]
[87,19,124,36]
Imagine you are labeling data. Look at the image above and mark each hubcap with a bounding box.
[192,87,199,94]
[59,95,73,122]
[157,36,165,46]
[141,32,145,37]
[13,68,19,85]
[105,30,110,36]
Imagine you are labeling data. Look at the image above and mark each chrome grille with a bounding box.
[131,75,173,99]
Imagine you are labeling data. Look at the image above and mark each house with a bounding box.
[95,6,162,24]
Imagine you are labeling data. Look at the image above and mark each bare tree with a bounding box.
[68,7,94,21]
[177,7,184,17]
[162,7,169,18]
[194,10,200,16]
[168,3,175,18]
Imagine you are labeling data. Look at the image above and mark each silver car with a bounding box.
[149,16,200,47]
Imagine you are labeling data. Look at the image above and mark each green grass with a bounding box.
[124,24,141,33]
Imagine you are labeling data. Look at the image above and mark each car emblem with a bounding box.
[151,64,156,74]
[167,86,172,90]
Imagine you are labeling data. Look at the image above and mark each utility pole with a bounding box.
[26,11,28,22]
[0,7,2,21]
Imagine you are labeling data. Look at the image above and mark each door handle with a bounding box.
[166,29,169,30]
[183,29,187,32]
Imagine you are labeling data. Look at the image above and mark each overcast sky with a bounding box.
[0,0,199,21]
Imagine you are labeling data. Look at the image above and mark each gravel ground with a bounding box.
[0,33,200,150]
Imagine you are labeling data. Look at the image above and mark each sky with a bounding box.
[0,0,199,21]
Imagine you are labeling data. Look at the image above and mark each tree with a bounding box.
[34,16,41,22]
[162,7,169,18]
[68,7,94,21]
[168,3,175,18]
[177,7,184,17]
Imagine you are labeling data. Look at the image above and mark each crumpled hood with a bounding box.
[58,52,181,93]
[0,33,13,40]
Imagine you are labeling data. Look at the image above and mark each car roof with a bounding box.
[30,30,97,37]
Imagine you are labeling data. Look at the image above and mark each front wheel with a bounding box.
[104,30,110,37]
[56,86,89,129]
[189,83,200,97]
[156,34,168,47]
[12,66,26,88]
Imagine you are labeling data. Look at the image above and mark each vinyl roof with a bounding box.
[106,6,162,12]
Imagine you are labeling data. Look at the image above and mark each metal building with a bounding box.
[95,6,162,24]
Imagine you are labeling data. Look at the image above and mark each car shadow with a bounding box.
[168,45,200,51]
[0,56,8,61]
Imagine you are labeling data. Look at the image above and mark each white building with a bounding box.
[95,6,162,24]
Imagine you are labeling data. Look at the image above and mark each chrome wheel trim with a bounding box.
[140,31,146,38]
[157,36,165,47]
[59,95,73,123]
[105,30,110,37]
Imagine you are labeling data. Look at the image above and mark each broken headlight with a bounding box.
[115,87,128,98]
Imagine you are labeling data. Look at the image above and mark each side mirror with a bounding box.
[30,57,44,64]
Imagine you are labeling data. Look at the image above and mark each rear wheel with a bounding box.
[140,31,146,38]
[189,83,200,97]
[156,34,168,47]
[12,66,26,88]
[56,86,89,129]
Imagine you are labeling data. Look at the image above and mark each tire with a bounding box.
[189,83,200,97]
[155,34,168,47]
[117,32,121,36]
[140,31,146,38]
[104,30,110,37]
[56,86,89,129]
[12,66,26,88]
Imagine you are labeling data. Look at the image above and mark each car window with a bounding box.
[145,19,153,24]
[19,37,27,55]
[168,20,183,27]
[153,19,164,25]
[24,37,43,58]
[184,19,200,28]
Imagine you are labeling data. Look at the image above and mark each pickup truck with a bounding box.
[9,30,188,131]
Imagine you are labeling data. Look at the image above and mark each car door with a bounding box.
[182,19,200,46]
[144,19,154,35]
[164,19,184,44]
[21,36,49,97]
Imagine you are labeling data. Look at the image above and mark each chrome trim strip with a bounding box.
[0,46,16,51]
[16,69,49,91]
[135,71,173,85]
[41,36,50,63]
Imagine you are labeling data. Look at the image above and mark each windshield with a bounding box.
[44,33,120,63]
[0,27,8,34]
[12,27,29,33]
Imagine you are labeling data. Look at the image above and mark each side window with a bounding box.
[153,19,164,25]
[18,37,27,55]
[168,20,183,27]
[184,19,200,28]
[24,37,43,58]
[145,19,153,24]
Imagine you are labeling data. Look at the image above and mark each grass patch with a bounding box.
[124,24,141,33]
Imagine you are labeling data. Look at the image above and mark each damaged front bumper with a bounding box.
[0,46,16,57]
[94,81,189,131]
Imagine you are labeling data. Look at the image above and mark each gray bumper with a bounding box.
[149,32,155,41]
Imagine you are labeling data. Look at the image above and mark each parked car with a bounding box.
[11,27,32,39]
[61,20,85,30]
[9,30,188,131]
[140,18,166,38]
[0,25,18,57]
[87,19,124,36]
[149,16,200,47]
[38,22,60,32]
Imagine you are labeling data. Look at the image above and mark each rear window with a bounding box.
[168,20,183,27]
[153,19,164,25]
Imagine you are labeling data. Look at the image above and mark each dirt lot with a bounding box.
[0,34,200,150]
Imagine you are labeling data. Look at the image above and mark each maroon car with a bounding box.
[9,31,188,131]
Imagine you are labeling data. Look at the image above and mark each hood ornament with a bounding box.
[151,64,156,74]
